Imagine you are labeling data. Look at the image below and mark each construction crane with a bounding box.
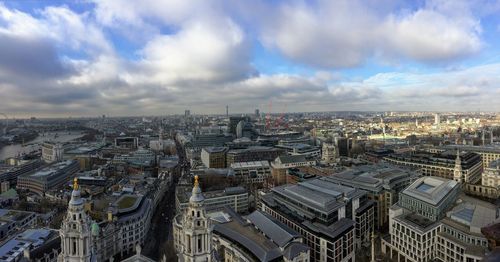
[265,100,273,130]
[274,103,288,129]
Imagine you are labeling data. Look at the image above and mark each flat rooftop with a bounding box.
[203,147,228,153]
[402,176,459,206]
[22,160,75,179]
[272,177,364,213]
[328,164,418,190]
[177,185,247,203]
[446,195,499,234]
[114,195,142,212]
[231,161,270,169]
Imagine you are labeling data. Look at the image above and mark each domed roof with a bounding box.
[189,175,205,203]
[69,178,83,205]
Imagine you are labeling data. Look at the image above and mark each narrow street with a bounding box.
[142,133,189,260]
[142,182,177,260]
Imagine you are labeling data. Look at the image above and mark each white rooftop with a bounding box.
[402,176,459,206]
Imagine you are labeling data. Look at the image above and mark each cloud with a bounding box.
[126,17,255,86]
[0,32,73,78]
[257,0,483,68]
[0,1,499,117]
[336,63,500,111]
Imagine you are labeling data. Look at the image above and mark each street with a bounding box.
[142,134,189,260]
[142,181,177,260]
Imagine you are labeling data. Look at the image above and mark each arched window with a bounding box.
[197,211,200,217]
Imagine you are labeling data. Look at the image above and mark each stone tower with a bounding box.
[174,175,212,262]
[453,150,465,184]
[58,178,95,262]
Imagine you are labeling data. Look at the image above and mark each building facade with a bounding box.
[327,164,420,228]
[384,151,482,184]
[17,160,80,195]
[482,160,500,189]
[261,177,375,261]
[230,160,271,185]
[381,177,498,262]
[201,147,228,168]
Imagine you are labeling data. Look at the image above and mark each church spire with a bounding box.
[454,150,464,184]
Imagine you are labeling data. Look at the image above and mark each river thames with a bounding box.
[0,131,84,160]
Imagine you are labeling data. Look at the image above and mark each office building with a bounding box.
[17,160,79,195]
[270,155,316,187]
[114,137,138,149]
[382,177,498,262]
[230,161,271,185]
[173,176,310,262]
[176,184,248,214]
[0,160,43,186]
[42,142,64,163]
[428,145,500,169]
[261,177,375,261]
[327,164,420,228]
[201,147,228,168]
[275,143,321,158]
[185,110,190,117]
[482,160,500,188]
[0,229,60,262]
[211,208,310,262]
[226,146,285,166]
[228,116,250,135]
[0,209,37,240]
[321,142,338,164]
[113,148,155,166]
[384,151,482,184]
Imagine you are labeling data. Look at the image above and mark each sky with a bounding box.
[0,0,500,117]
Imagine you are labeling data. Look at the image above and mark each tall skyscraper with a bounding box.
[434,113,440,125]
[255,108,260,117]
[184,110,190,117]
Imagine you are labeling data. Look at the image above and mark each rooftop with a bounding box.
[446,195,499,234]
[114,195,142,212]
[402,176,459,206]
[203,147,228,153]
[21,160,76,179]
[210,208,308,262]
[231,161,270,169]
[271,177,364,213]
[275,154,308,164]
[328,164,419,191]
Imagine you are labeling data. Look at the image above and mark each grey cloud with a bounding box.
[0,33,74,78]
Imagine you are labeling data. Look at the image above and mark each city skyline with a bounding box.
[1,0,500,117]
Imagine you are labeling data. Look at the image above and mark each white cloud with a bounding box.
[257,0,483,68]
[0,1,499,117]
[125,17,254,86]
